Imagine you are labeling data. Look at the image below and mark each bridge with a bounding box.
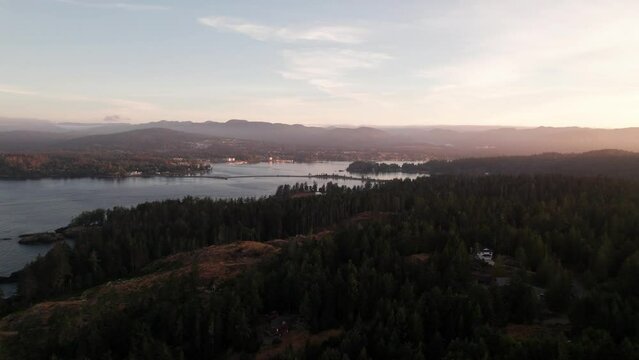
[179,174,390,182]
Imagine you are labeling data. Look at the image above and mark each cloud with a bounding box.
[413,0,639,125]
[198,16,382,99]
[0,84,159,113]
[100,98,158,112]
[419,1,639,89]
[280,49,391,99]
[0,85,38,96]
[198,16,366,44]
[57,0,169,11]
[103,114,130,122]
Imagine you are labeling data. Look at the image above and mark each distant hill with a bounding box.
[59,128,212,152]
[0,118,65,133]
[65,121,639,155]
[134,119,400,148]
[0,119,406,152]
[415,150,639,179]
[0,128,271,155]
[385,126,639,155]
[347,150,639,179]
[2,118,639,157]
[0,131,73,152]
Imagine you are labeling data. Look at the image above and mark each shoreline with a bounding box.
[0,160,345,181]
[0,168,404,182]
[6,172,395,246]
[0,173,386,181]
[0,160,423,181]
[0,166,417,296]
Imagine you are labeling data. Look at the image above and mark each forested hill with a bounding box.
[348,150,639,179]
[2,176,639,359]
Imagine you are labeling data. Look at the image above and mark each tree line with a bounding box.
[0,153,210,179]
[348,150,639,180]
[2,175,639,358]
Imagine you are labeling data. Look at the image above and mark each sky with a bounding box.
[0,0,638,128]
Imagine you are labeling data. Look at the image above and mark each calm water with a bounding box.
[0,161,418,297]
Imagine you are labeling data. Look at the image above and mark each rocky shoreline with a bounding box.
[17,226,88,245]
[0,271,20,284]
[18,232,65,245]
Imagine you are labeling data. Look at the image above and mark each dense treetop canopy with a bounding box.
[2,175,639,359]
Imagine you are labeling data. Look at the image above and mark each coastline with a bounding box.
[0,162,416,300]
[0,160,322,180]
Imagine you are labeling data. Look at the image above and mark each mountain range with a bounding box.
[1,117,638,157]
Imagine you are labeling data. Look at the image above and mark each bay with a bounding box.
[0,161,418,287]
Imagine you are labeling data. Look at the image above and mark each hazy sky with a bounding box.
[1,0,638,127]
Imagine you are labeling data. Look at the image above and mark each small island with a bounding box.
[17,215,100,245]
[18,232,65,245]
[346,160,429,174]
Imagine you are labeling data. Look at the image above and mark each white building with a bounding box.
[476,248,494,266]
